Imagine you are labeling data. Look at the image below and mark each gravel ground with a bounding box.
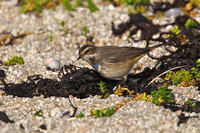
[0,0,200,132]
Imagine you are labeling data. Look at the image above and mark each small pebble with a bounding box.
[189,112,198,117]
[164,8,182,18]
[0,111,14,123]
[39,124,47,130]
[45,58,62,71]
[50,108,63,118]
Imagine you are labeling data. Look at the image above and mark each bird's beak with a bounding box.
[77,55,81,60]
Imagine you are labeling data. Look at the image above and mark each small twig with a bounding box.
[68,99,77,117]
[148,65,189,85]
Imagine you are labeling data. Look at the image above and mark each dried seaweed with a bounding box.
[152,0,188,12]
[0,65,113,98]
[0,32,32,46]
[112,13,160,40]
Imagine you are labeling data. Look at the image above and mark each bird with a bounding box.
[77,44,162,81]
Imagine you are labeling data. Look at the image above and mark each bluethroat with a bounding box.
[77,44,161,81]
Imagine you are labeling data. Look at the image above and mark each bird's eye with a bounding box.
[85,49,90,54]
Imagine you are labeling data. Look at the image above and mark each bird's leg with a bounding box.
[113,75,128,91]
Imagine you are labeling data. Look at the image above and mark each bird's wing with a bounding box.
[100,47,150,63]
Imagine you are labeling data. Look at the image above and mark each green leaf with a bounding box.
[49,35,54,42]
[97,81,107,93]
[151,86,173,106]
[86,0,99,13]
[61,0,75,11]
[185,99,196,108]
[185,18,197,30]
[3,56,25,66]
[34,110,43,117]
[197,59,200,67]
[76,112,85,118]
[90,107,114,118]
[82,26,89,37]
[74,0,82,6]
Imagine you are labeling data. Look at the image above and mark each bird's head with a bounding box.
[77,45,97,65]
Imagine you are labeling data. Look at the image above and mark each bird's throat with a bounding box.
[92,64,99,70]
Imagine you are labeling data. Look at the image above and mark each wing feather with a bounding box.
[98,46,150,63]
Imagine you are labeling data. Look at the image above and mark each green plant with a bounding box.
[61,0,75,11]
[125,0,149,13]
[49,35,54,42]
[20,5,28,13]
[20,0,50,13]
[82,26,89,37]
[34,110,43,117]
[151,86,173,106]
[166,59,200,85]
[190,0,200,6]
[185,99,196,108]
[191,67,200,80]
[134,92,150,102]
[52,6,56,11]
[114,85,134,97]
[184,18,197,30]
[97,81,107,93]
[3,56,25,66]
[166,71,173,80]
[60,21,65,27]
[90,107,114,118]
[134,5,146,13]
[60,21,67,34]
[167,70,193,85]
[121,0,150,6]
[86,0,99,13]
[197,59,200,67]
[76,112,85,118]
[173,70,192,85]
[74,0,82,6]
[34,0,48,13]
[97,81,110,98]
[169,26,181,38]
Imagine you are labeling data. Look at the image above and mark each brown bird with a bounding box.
[77,44,162,81]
